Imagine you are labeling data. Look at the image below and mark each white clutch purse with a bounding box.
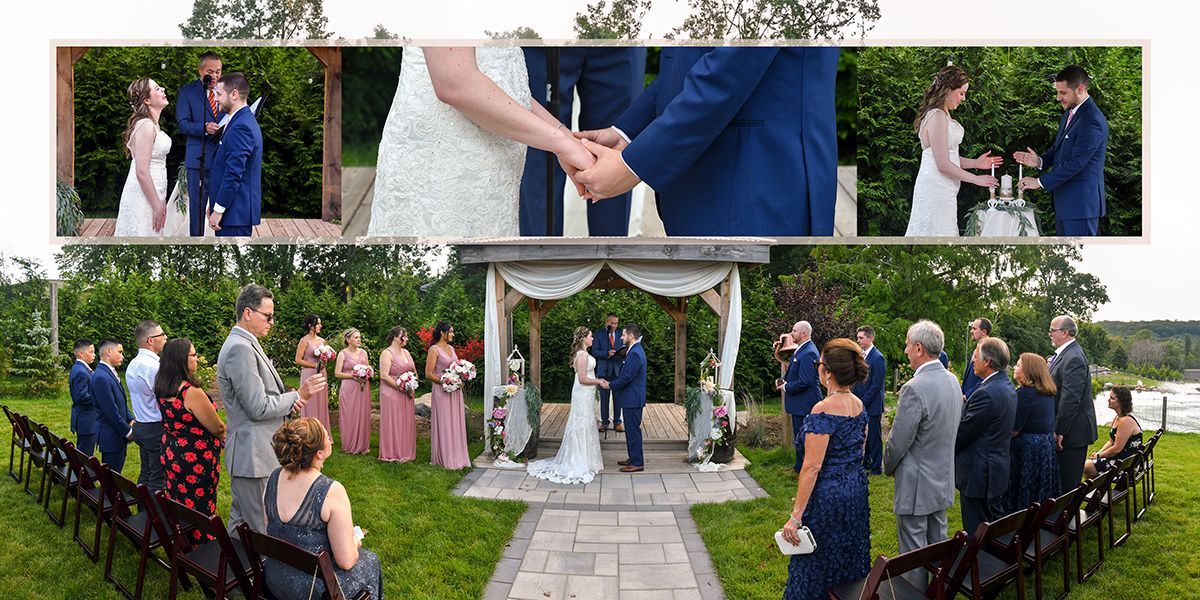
[775,527,817,555]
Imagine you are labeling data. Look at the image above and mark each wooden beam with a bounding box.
[529,298,542,393]
[503,288,526,315]
[674,297,687,404]
[716,272,732,359]
[308,47,342,221]
[648,294,684,319]
[494,272,509,367]
[459,243,772,265]
[698,289,722,315]
[57,47,83,186]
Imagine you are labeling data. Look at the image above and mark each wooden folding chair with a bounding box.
[38,426,80,526]
[98,466,185,599]
[18,415,50,501]
[237,522,372,600]
[1134,432,1160,519]
[1026,485,1086,600]
[155,491,255,600]
[2,405,27,482]
[1072,467,1116,583]
[828,531,968,600]
[1101,455,1137,548]
[64,444,132,562]
[946,505,1040,600]
[1145,429,1163,507]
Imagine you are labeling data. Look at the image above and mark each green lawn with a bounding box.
[693,433,1200,599]
[0,387,522,600]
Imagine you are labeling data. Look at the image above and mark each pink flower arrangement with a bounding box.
[713,405,728,418]
[440,370,463,393]
[452,359,477,381]
[313,344,335,368]
[352,364,374,389]
[396,371,419,392]
[492,407,507,420]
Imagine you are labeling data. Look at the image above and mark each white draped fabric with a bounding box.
[491,385,532,459]
[972,207,1040,237]
[483,260,744,433]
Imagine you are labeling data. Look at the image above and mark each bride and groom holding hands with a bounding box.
[114,52,263,237]
[527,323,648,485]
[905,64,1109,237]
[369,46,840,239]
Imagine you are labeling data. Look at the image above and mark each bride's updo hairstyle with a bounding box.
[571,326,591,360]
[913,64,969,131]
[821,338,870,389]
[273,417,326,473]
[123,77,155,158]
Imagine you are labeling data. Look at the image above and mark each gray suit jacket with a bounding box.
[217,326,299,478]
[884,360,963,516]
[1050,341,1098,449]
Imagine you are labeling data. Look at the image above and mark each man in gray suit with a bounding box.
[1049,315,1098,493]
[886,319,963,570]
[218,284,326,533]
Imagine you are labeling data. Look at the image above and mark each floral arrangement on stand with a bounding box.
[488,347,526,465]
[685,350,735,464]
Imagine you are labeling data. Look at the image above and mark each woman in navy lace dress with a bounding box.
[1003,353,1060,511]
[781,338,871,599]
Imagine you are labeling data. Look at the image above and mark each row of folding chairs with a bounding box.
[829,428,1164,600]
[2,404,370,600]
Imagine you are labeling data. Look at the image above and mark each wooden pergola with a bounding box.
[461,242,771,404]
[55,44,342,221]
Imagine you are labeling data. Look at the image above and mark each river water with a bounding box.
[1093,381,1200,433]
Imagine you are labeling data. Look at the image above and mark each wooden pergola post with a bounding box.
[649,294,688,404]
[527,298,559,393]
[308,47,343,222]
[56,47,88,185]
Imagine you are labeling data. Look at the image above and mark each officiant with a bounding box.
[176,51,227,237]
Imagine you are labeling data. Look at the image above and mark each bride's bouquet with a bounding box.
[396,371,419,393]
[313,344,335,370]
[351,364,374,389]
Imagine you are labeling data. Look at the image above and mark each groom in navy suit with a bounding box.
[591,313,625,432]
[176,51,226,236]
[1016,65,1109,236]
[207,72,263,237]
[576,47,839,236]
[607,324,647,472]
[520,48,646,236]
[92,339,133,473]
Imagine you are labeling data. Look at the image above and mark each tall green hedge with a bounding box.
[857,46,1142,236]
[72,47,325,217]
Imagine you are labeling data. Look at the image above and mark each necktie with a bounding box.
[1065,109,1074,130]
[208,89,218,117]
[609,331,615,347]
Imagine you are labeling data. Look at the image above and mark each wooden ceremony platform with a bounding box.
[77,218,341,239]
[539,402,689,447]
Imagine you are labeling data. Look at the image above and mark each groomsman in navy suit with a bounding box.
[520,48,646,236]
[956,338,1017,535]
[591,313,625,432]
[961,318,991,400]
[1016,65,1109,236]
[207,73,263,237]
[91,339,133,472]
[776,321,822,472]
[68,338,99,456]
[854,326,887,475]
[176,51,226,236]
[607,324,647,472]
[576,47,839,236]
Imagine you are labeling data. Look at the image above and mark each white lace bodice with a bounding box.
[115,119,173,237]
[906,109,965,237]
[369,46,530,238]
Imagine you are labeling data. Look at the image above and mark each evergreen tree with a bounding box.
[11,310,67,398]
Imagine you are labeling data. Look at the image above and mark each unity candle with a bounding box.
[999,174,1015,200]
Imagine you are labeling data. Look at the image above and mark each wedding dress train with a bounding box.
[369,47,529,238]
[905,108,964,237]
[526,352,604,485]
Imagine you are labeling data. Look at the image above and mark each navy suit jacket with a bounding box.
[1039,97,1108,221]
[208,106,263,228]
[69,361,98,436]
[608,341,646,409]
[176,79,226,170]
[783,340,822,417]
[590,327,625,379]
[91,365,132,453]
[955,371,1018,499]
[614,47,839,236]
[961,354,983,399]
[854,346,887,417]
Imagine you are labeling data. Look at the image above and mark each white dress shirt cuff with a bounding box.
[612,126,632,145]
[212,203,226,213]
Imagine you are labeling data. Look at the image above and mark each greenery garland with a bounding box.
[963,200,1041,237]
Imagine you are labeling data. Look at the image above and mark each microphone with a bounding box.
[202,74,212,88]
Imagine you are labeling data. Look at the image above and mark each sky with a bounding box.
[2,0,1195,321]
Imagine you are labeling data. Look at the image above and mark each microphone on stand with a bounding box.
[198,74,214,235]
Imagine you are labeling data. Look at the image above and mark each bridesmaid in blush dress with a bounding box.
[294,315,332,434]
[378,326,417,462]
[334,328,372,455]
[425,321,471,469]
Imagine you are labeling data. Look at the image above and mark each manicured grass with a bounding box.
[692,432,1200,599]
[0,389,523,600]
[1096,372,1163,388]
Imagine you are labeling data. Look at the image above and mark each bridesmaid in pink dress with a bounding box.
[425,321,471,469]
[294,315,332,434]
[334,328,372,454]
[378,326,417,462]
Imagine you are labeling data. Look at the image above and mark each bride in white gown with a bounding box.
[527,327,605,485]
[114,78,188,237]
[370,47,596,238]
[905,65,1002,237]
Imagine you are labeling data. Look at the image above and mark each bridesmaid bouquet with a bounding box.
[313,344,335,370]
[440,370,464,393]
[451,359,477,382]
[396,371,419,392]
[352,364,375,389]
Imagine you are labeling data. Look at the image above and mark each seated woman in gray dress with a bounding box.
[266,417,384,598]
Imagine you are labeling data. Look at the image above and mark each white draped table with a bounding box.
[971,205,1040,237]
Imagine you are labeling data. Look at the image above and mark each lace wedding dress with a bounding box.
[526,351,604,485]
[115,119,184,237]
[905,108,964,237]
[369,47,529,238]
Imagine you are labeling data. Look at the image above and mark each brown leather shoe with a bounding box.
[598,424,607,432]
[614,423,625,432]
[620,465,645,473]
[617,459,631,466]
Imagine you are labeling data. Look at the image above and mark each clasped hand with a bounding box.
[554,127,642,202]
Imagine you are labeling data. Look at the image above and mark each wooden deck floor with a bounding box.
[76,218,341,239]
[539,401,688,442]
